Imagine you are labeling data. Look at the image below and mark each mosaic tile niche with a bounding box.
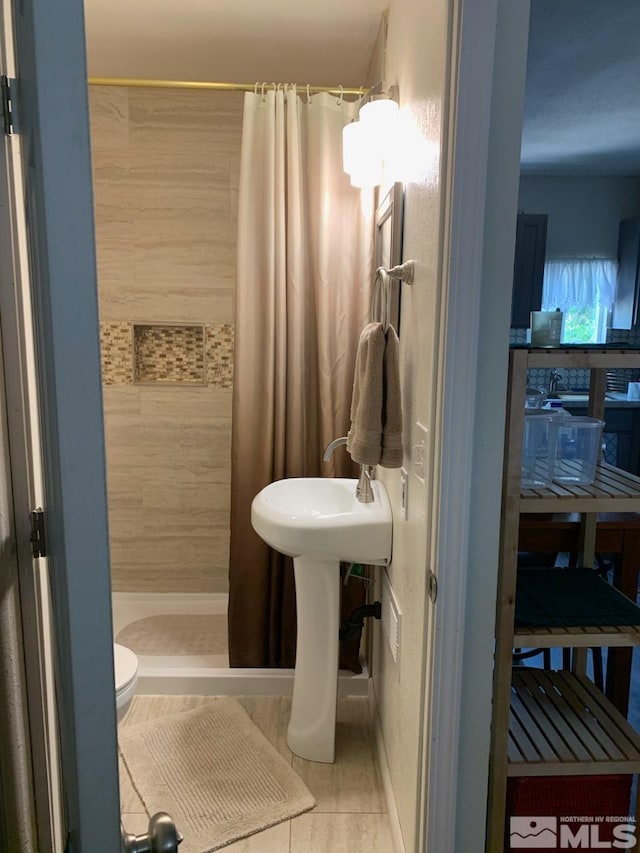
[101,322,133,385]
[206,323,234,389]
[99,321,234,389]
[134,324,206,385]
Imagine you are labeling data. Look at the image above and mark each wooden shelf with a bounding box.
[509,669,640,776]
[514,623,640,648]
[487,349,640,849]
[514,566,640,648]
[520,463,640,512]
[516,347,640,370]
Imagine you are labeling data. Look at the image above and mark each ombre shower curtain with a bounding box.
[229,87,374,668]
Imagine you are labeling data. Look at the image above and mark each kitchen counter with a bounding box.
[550,391,640,408]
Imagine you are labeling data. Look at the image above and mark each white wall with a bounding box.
[373,2,533,851]
[519,175,640,257]
[455,2,531,851]
[372,0,451,849]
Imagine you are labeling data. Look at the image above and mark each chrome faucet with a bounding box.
[355,465,375,503]
[322,436,375,504]
[549,369,563,394]
[322,436,348,461]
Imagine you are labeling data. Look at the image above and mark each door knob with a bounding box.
[121,812,183,853]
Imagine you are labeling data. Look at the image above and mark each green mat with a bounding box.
[515,567,640,628]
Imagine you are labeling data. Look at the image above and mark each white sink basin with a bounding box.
[251,477,392,565]
[251,476,393,763]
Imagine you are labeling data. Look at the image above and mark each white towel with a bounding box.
[347,323,385,465]
[347,322,404,468]
[380,325,403,468]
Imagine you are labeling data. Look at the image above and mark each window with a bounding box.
[542,258,617,344]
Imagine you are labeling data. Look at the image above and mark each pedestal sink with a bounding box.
[251,477,392,763]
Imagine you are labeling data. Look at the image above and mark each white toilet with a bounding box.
[114,643,138,722]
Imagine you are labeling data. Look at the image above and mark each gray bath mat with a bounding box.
[116,614,227,656]
[118,699,315,852]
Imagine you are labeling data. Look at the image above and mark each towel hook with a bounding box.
[371,261,416,332]
[384,260,415,285]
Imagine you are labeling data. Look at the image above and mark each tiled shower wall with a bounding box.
[89,85,243,593]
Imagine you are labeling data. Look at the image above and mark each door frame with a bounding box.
[0,96,62,851]
[417,0,500,848]
[418,0,531,850]
[3,0,121,848]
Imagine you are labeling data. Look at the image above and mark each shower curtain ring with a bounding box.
[306,84,312,103]
[261,82,267,100]
[336,85,344,105]
[254,82,258,94]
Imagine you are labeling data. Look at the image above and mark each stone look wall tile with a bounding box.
[90,86,241,593]
[99,321,236,390]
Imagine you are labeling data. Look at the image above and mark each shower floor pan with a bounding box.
[112,592,368,697]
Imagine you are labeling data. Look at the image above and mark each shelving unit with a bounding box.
[487,347,640,852]
[509,670,640,775]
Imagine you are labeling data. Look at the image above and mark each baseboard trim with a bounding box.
[368,680,406,853]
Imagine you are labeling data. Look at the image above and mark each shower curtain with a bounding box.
[229,87,374,668]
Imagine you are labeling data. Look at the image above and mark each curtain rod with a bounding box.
[88,77,369,96]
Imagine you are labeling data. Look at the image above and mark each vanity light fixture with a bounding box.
[342,85,400,188]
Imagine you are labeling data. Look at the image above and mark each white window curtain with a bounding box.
[542,258,618,310]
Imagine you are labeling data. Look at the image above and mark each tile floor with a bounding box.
[119,695,395,852]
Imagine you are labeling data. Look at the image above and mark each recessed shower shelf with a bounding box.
[133,323,206,386]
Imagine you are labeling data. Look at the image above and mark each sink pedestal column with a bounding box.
[287,555,340,763]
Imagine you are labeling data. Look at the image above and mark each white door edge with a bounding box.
[6,0,121,848]
[419,0,531,851]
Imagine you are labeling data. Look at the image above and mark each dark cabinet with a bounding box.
[612,217,640,330]
[602,408,640,476]
[511,213,548,328]
[565,405,640,476]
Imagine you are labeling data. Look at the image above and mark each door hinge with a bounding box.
[428,570,438,604]
[1,76,15,135]
[30,508,47,558]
